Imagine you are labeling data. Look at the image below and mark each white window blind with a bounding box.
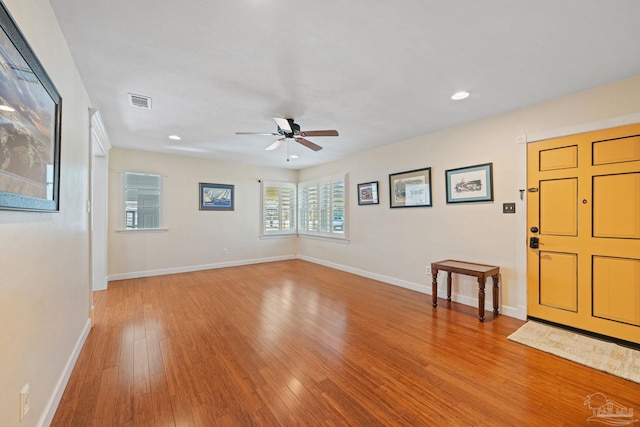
[262,181,297,235]
[298,174,347,238]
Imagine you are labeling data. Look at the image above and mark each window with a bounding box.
[262,181,297,236]
[124,172,162,229]
[298,173,347,238]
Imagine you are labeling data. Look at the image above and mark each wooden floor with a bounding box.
[52,260,639,426]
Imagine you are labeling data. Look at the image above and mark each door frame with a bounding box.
[515,111,640,320]
[89,110,111,296]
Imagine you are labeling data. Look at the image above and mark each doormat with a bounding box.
[507,321,640,384]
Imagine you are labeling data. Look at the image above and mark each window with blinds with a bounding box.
[262,182,297,235]
[298,174,347,238]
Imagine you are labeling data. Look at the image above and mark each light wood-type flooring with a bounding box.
[51,260,639,426]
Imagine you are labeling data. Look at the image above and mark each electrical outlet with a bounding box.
[19,383,29,421]
[222,248,228,255]
[426,266,432,275]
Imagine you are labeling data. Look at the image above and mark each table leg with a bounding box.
[431,270,438,307]
[478,278,486,322]
[446,272,452,301]
[492,274,499,314]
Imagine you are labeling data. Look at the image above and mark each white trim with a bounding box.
[515,134,528,321]
[38,319,92,427]
[89,109,111,154]
[525,112,640,143]
[297,255,521,319]
[115,228,169,233]
[259,234,297,240]
[108,255,295,281]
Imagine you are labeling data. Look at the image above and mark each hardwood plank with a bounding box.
[90,366,118,426]
[51,260,640,426]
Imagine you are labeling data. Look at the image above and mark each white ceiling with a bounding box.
[50,0,640,169]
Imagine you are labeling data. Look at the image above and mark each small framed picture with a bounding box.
[199,183,234,211]
[445,163,493,203]
[389,167,432,208]
[357,181,379,205]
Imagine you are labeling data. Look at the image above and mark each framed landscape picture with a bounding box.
[389,167,432,208]
[445,163,493,203]
[199,183,234,211]
[0,3,62,211]
[357,181,379,205]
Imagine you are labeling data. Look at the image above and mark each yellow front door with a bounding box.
[527,123,640,344]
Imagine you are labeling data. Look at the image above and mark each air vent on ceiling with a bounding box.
[127,93,152,109]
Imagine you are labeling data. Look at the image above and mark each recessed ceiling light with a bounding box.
[290,154,299,159]
[168,135,181,140]
[0,105,15,112]
[451,91,470,100]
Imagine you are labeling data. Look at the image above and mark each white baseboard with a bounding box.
[38,318,92,427]
[298,255,521,319]
[110,255,524,318]
[108,255,295,282]
[297,255,431,294]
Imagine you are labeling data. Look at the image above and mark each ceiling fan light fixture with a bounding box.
[451,91,470,100]
[237,117,338,153]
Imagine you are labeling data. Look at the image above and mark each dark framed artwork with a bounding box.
[357,181,379,205]
[0,3,62,211]
[445,163,494,203]
[199,183,234,211]
[389,167,432,208]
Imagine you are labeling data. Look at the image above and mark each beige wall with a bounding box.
[107,149,298,279]
[298,75,640,318]
[107,77,640,320]
[0,1,92,426]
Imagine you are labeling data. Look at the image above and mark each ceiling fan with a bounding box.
[236,117,339,152]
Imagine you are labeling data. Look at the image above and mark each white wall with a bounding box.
[107,148,298,279]
[0,1,93,426]
[297,76,640,319]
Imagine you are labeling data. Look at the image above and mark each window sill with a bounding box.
[260,233,297,240]
[116,228,168,233]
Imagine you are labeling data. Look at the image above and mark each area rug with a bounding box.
[507,321,640,384]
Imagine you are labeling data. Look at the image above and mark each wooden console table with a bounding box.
[431,260,500,322]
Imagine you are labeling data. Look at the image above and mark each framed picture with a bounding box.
[445,163,494,203]
[357,181,379,205]
[389,167,432,208]
[199,183,234,211]
[0,3,62,211]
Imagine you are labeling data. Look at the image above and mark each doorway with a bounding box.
[90,111,110,292]
[527,123,640,344]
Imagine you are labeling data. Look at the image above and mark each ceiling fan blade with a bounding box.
[295,137,323,151]
[265,138,285,151]
[235,132,279,136]
[273,117,292,132]
[299,130,339,137]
